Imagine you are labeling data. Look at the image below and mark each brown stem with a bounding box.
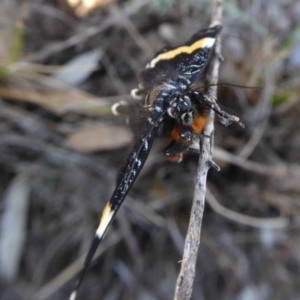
[173,1,223,299]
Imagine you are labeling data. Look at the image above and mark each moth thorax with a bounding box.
[167,95,193,124]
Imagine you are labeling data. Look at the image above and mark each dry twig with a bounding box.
[173,1,223,299]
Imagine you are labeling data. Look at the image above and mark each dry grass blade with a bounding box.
[31,232,122,300]
[110,4,154,60]
[21,18,114,64]
[238,64,276,159]
[0,173,30,281]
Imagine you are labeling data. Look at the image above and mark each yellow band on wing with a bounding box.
[148,37,215,68]
[96,202,114,238]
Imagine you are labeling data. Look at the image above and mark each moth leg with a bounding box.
[164,141,189,162]
[164,127,195,162]
[192,91,245,128]
[131,84,146,100]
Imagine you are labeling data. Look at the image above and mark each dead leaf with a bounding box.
[65,123,133,152]
[52,49,103,86]
[0,79,112,115]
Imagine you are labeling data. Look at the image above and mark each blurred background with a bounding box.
[0,0,299,299]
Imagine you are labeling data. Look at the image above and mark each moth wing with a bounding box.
[70,124,157,300]
[140,25,222,87]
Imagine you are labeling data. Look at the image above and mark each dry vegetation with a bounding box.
[0,0,300,300]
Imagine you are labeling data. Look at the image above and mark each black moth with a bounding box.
[70,24,242,300]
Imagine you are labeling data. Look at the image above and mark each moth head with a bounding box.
[167,94,194,124]
[146,76,193,126]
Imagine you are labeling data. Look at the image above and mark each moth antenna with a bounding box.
[194,82,262,90]
[192,91,245,128]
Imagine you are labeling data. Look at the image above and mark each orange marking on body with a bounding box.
[170,125,182,142]
[166,153,182,163]
[191,115,210,134]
